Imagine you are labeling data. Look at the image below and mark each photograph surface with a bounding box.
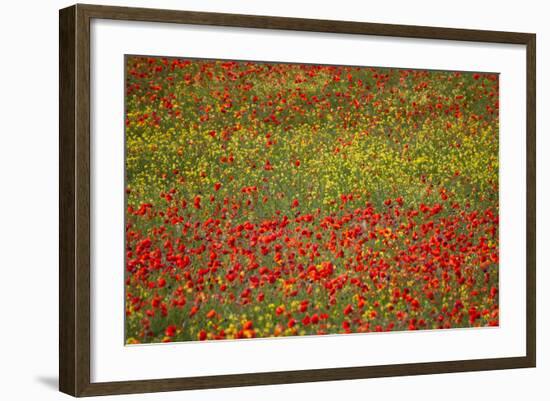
[124,56,499,344]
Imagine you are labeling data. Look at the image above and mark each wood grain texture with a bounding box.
[78,356,533,396]
[58,3,536,397]
[59,4,92,396]
[78,3,533,44]
[525,35,536,367]
[59,5,76,396]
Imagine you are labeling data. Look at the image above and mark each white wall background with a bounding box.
[0,1,546,400]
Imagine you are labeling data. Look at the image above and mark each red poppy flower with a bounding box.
[165,325,177,337]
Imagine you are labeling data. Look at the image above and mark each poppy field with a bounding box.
[124,56,499,344]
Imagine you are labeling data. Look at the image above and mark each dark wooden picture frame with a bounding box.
[59,3,536,397]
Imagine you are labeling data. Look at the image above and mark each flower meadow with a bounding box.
[124,56,499,344]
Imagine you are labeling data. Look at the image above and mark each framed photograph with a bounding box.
[59,4,536,397]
